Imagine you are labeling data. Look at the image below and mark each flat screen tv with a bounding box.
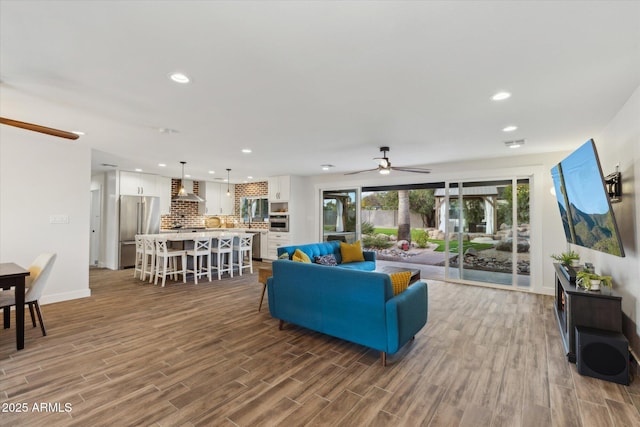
[550,139,624,257]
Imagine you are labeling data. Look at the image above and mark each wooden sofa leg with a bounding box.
[381,352,387,367]
[279,320,284,330]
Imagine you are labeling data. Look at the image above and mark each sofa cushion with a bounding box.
[390,271,412,295]
[292,249,311,263]
[315,254,338,266]
[277,241,376,271]
[340,240,365,263]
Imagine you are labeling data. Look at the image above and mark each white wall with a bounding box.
[576,85,640,353]
[0,128,91,304]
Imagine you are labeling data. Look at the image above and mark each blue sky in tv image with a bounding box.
[561,140,610,215]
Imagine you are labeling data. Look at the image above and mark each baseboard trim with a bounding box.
[40,289,92,305]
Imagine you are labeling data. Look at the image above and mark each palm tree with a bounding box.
[398,189,411,243]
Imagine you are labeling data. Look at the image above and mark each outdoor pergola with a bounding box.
[434,186,499,235]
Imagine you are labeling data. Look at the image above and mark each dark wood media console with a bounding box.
[553,263,623,363]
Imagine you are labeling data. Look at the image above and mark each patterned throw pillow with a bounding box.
[314,254,338,266]
[278,252,290,260]
[292,249,311,263]
[390,271,412,295]
[340,240,365,263]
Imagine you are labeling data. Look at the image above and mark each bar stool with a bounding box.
[142,236,157,283]
[233,233,254,276]
[211,235,234,280]
[154,238,187,287]
[186,236,212,284]
[133,234,144,279]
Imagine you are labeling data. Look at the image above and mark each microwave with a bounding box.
[269,215,289,232]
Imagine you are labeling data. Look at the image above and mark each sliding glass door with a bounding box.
[445,179,530,288]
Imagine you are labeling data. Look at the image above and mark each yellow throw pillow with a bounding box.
[390,271,412,295]
[292,249,311,263]
[340,240,365,263]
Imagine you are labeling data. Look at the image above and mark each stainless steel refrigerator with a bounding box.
[119,195,161,269]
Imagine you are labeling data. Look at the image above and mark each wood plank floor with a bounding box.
[1,265,639,426]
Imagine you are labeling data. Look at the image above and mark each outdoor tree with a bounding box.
[498,184,530,226]
[398,190,411,243]
[409,189,436,227]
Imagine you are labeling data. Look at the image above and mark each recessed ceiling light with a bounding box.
[492,91,511,101]
[135,168,143,172]
[158,163,166,167]
[321,164,334,171]
[503,125,518,132]
[169,72,190,84]
[208,170,215,174]
[504,139,525,148]
[242,148,252,154]
[71,130,85,136]
[247,176,253,179]
[185,174,191,178]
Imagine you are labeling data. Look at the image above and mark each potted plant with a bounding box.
[551,250,580,267]
[576,271,612,291]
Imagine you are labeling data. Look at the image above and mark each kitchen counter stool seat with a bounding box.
[142,236,157,283]
[154,238,187,287]
[211,236,234,280]
[133,235,145,279]
[233,233,253,276]
[186,237,212,284]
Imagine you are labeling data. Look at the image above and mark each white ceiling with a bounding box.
[1,1,639,183]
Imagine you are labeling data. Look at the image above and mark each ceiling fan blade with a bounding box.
[391,167,431,174]
[0,117,79,140]
[344,167,380,175]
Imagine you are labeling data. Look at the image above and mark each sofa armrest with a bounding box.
[385,281,428,354]
[363,251,376,262]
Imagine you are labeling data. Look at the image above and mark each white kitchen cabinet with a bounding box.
[266,232,291,260]
[120,171,160,196]
[204,182,235,215]
[268,175,290,201]
[158,176,172,215]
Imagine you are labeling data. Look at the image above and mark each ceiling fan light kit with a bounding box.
[345,146,431,175]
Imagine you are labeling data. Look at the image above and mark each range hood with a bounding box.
[172,162,205,202]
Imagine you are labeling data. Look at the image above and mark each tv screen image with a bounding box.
[550,139,625,257]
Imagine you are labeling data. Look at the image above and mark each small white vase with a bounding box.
[590,279,601,291]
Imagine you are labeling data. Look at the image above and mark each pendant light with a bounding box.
[226,168,231,196]
[172,161,205,202]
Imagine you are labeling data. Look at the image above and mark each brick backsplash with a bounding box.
[161,179,269,229]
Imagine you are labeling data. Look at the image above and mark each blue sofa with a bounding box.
[277,241,376,271]
[267,259,428,366]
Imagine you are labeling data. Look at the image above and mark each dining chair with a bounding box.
[133,234,145,279]
[232,233,254,276]
[211,235,234,280]
[1,253,57,336]
[154,238,187,287]
[186,236,212,284]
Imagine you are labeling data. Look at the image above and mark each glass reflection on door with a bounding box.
[322,189,358,243]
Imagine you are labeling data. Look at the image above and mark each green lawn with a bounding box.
[373,227,425,240]
[372,227,494,253]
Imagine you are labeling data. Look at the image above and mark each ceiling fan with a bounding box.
[0,117,79,140]
[345,146,431,175]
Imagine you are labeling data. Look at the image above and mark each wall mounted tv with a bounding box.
[550,139,624,257]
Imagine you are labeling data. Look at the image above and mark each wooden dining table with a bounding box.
[0,263,30,350]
